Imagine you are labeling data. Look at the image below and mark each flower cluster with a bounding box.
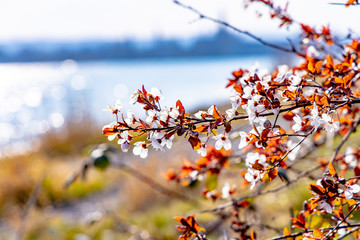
[100,1,360,239]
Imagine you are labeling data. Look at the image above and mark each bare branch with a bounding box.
[172,0,306,57]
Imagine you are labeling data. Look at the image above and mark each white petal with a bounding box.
[139,148,148,158]
[345,189,353,199]
[215,140,223,150]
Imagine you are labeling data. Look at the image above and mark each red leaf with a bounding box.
[309,184,325,195]
[188,136,201,150]
[328,161,337,176]
[211,105,223,120]
[142,85,147,98]
[233,84,243,94]
[268,168,278,181]
[355,165,360,176]
[283,111,295,121]
[176,100,185,115]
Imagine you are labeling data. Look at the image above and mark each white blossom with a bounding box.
[194,110,207,119]
[150,87,163,101]
[344,184,360,199]
[226,108,236,119]
[242,86,253,99]
[309,103,322,131]
[319,200,333,214]
[345,147,357,168]
[102,122,117,141]
[117,131,131,152]
[130,91,139,105]
[238,131,248,150]
[169,108,179,119]
[104,99,122,113]
[245,152,267,167]
[275,65,292,83]
[124,111,135,125]
[146,110,158,123]
[287,75,302,91]
[159,108,169,122]
[244,168,263,190]
[229,94,241,110]
[149,131,165,152]
[292,115,303,132]
[222,182,231,199]
[161,135,174,149]
[133,141,148,158]
[197,147,207,157]
[321,113,339,132]
[214,134,232,150]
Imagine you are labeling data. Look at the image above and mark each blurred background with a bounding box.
[0,0,358,239]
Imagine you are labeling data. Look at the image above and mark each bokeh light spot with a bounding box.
[49,112,64,128]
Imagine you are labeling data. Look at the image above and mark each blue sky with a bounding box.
[0,0,358,42]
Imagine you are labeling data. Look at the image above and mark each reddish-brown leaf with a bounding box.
[328,161,337,176]
[233,84,243,94]
[188,136,201,150]
[283,227,292,240]
[283,111,295,121]
[309,184,325,195]
[346,0,357,6]
[194,125,209,133]
[268,168,278,181]
[176,100,185,115]
[354,165,360,176]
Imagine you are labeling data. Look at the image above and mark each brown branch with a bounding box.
[270,224,360,240]
[336,227,359,240]
[112,161,195,203]
[172,0,306,57]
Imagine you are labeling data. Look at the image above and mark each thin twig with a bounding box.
[330,115,360,164]
[325,201,360,239]
[14,175,45,240]
[113,161,195,203]
[270,224,360,240]
[172,0,306,57]
[336,227,359,240]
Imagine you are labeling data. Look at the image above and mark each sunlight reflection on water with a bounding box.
[0,56,273,157]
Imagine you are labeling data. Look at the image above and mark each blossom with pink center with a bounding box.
[344,184,360,199]
[130,91,139,105]
[238,131,248,150]
[321,113,339,133]
[133,141,148,158]
[244,168,263,190]
[150,87,163,101]
[292,115,303,132]
[214,134,232,151]
[197,147,207,157]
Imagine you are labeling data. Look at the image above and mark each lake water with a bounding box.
[0,55,274,156]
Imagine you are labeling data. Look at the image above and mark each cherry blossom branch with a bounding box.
[111,99,360,135]
[336,227,359,240]
[172,0,306,57]
[271,128,315,168]
[324,201,360,239]
[199,164,321,213]
[330,115,360,164]
[270,224,360,240]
